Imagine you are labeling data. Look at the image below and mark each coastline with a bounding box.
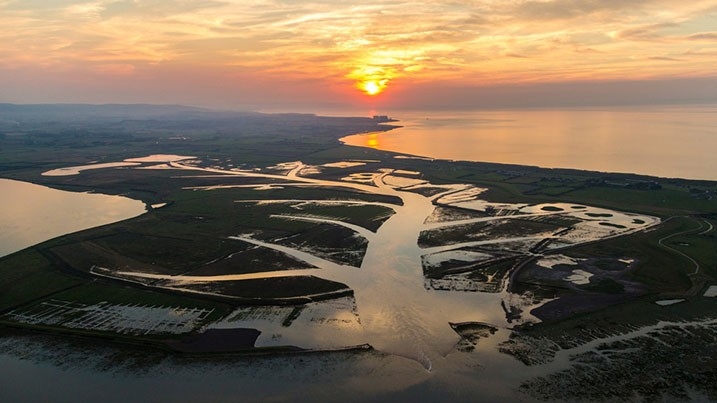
[340,105,717,182]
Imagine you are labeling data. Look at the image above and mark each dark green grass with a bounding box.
[559,185,717,216]
[0,271,81,312]
[180,276,350,300]
[419,218,561,248]
[0,251,82,311]
[566,217,700,293]
[665,217,717,278]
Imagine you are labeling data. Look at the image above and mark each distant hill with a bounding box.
[0,103,250,121]
[0,103,383,138]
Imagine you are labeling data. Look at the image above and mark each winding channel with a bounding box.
[658,216,707,277]
[106,160,660,370]
[163,162,522,368]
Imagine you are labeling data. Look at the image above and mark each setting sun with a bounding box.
[358,78,389,96]
[350,65,392,97]
[361,81,382,96]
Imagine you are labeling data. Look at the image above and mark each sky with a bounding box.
[1,0,716,112]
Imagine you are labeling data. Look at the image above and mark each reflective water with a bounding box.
[0,331,528,402]
[104,161,655,373]
[42,162,140,177]
[42,154,196,176]
[119,162,529,369]
[0,179,146,257]
[342,105,717,180]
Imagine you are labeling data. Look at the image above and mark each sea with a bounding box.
[341,104,717,181]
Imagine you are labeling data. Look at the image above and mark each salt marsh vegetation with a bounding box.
[5,299,213,335]
[41,155,659,370]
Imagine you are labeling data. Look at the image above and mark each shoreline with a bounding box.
[0,319,374,358]
[343,130,717,183]
[339,107,717,182]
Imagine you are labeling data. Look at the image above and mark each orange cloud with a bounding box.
[1,1,716,107]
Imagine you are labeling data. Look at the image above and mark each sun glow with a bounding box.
[360,80,385,96]
[350,65,392,97]
[2,1,713,108]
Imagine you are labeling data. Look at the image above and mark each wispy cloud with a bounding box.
[686,32,717,40]
[648,56,683,61]
[1,0,715,106]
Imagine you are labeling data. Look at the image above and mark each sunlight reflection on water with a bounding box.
[0,179,145,257]
[342,106,717,180]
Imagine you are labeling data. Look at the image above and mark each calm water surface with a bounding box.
[342,105,717,180]
[0,179,146,257]
[0,331,529,402]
